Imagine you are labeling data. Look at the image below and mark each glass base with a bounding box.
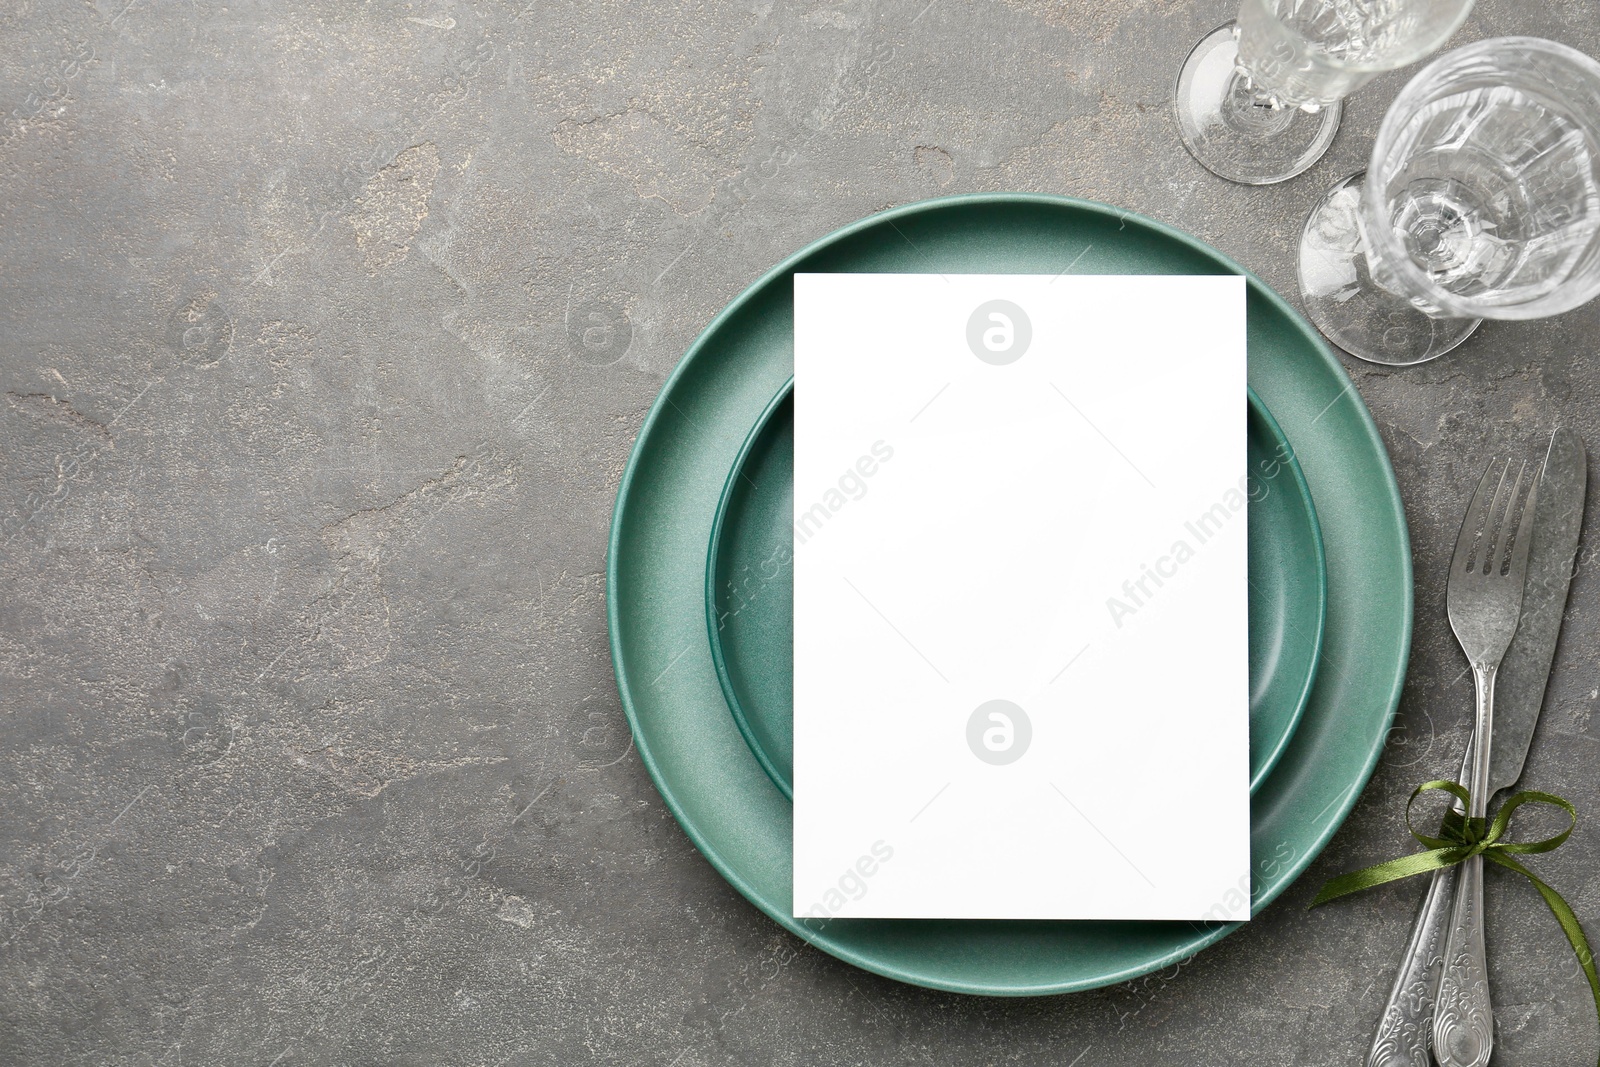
[1298,173,1482,366]
[1175,23,1342,185]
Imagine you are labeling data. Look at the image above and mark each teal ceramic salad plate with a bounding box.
[705,377,1328,801]
[606,193,1413,995]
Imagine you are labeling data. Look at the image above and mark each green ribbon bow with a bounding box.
[1311,780,1599,1063]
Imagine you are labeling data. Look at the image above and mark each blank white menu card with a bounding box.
[792,273,1250,921]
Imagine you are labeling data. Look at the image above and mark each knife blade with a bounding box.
[1490,426,1587,797]
[1365,428,1586,1067]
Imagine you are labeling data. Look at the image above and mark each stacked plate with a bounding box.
[606,194,1413,995]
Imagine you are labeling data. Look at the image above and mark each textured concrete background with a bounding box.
[4,1,1600,1064]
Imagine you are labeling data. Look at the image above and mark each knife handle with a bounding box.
[1366,863,1459,1067]
[1365,736,1474,1067]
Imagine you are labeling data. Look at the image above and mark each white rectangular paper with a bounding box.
[792,273,1250,921]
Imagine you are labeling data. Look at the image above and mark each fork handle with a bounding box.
[1434,663,1497,1067]
[1365,736,1475,1067]
[1435,857,1491,1067]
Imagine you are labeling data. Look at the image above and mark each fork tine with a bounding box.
[1451,459,1500,577]
[1480,460,1519,575]
[1505,460,1543,580]
[1486,460,1526,574]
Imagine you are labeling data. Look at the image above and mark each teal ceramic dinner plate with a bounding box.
[606,193,1412,995]
[705,379,1326,801]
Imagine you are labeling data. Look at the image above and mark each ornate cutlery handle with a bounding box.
[1367,864,1460,1067]
[1434,664,1497,1067]
[1435,856,1492,1067]
[1366,738,1473,1067]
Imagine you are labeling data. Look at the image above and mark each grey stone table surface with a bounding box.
[3,1,1600,1064]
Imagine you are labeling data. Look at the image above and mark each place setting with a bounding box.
[607,1,1600,1061]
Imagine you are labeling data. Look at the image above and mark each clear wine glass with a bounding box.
[1175,0,1476,185]
[1299,37,1600,365]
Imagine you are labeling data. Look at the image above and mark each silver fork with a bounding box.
[1432,458,1541,1067]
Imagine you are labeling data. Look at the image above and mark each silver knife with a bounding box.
[1365,427,1587,1067]
[1493,427,1588,793]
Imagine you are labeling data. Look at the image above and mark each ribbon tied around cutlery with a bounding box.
[1311,779,1600,1063]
